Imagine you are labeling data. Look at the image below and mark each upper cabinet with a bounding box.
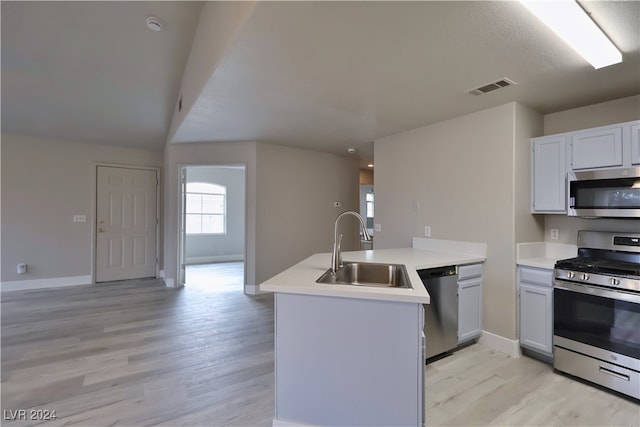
[531,120,640,214]
[632,124,640,165]
[531,135,567,213]
[569,125,623,170]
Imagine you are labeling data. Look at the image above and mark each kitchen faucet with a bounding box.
[331,211,372,273]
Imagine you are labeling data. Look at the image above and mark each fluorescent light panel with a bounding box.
[519,0,622,69]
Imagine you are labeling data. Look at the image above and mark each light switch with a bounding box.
[374,224,382,232]
[73,215,87,223]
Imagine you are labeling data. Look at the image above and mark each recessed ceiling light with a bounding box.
[518,0,621,69]
[368,164,374,168]
[146,16,164,32]
[347,148,356,154]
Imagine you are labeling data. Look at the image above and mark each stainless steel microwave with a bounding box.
[568,167,640,218]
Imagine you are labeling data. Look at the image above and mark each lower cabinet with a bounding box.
[458,263,483,344]
[519,266,553,358]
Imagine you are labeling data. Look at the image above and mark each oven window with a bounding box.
[554,287,640,359]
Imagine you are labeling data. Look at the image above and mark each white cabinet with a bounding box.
[570,125,623,170]
[531,135,567,213]
[458,263,483,344]
[519,266,553,358]
[632,124,640,165]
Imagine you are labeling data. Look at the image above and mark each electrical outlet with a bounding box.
[374,223,382,233]
[424,226,431,237]
[550,229,559,240]
[17,263,27,274]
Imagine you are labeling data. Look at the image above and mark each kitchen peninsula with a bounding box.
[260,238,487,427]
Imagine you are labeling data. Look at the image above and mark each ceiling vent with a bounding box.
[467,77,516,96]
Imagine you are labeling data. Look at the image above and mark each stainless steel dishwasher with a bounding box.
[418,265,458,359]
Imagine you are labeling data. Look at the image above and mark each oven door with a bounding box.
[553,280,640,362]
[568,167,640,218]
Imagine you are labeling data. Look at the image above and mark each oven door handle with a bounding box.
[554,279,640,304]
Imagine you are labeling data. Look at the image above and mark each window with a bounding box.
[186,182,226,234]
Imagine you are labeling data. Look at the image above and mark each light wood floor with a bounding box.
[2,279,638,426]
[185,262,244,292]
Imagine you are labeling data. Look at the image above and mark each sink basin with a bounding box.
[316,262,412,289]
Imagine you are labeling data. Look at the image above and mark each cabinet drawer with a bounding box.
[519,267,552,287]
[458,263,483,280]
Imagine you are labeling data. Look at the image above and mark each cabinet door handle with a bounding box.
[599,366,630,381]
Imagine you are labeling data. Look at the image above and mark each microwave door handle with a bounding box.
[553,280,640,304]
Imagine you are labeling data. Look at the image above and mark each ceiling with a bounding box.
[2,2,639,165]
[1,1,203,151]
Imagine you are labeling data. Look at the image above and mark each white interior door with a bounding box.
[96,166,158,282]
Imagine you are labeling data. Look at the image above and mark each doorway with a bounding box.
[178,165,246,292]
[95,165,159,282]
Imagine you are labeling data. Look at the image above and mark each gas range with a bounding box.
[552,230,640,400]
[554,233,640,293]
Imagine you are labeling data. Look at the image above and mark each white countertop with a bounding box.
[516,242,577,270]
[259,247,486,304]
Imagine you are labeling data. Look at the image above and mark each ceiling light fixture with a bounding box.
[518,0,622,69]
[347,148,356,154]
[368,164,374,168]
[145,16,164,32]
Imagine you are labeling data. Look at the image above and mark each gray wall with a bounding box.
[163,141,360,292]
[542,95,640,244]
[1,133,162,284]
[163,141,257,288]
[374,102,543,341]
[254,143,360,285]
[185,166,245,263]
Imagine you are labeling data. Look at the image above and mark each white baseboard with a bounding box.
[158,271,176,287]
[185,255,244,265]
[273,418,315,427]
[244,284,262,295]
[1,275,92,292]
[479,330,522,358]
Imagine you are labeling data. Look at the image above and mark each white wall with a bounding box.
[1,134,162,287]
[255,143,360,285]
[374,102,543,341]
[185,166,245,263]
[542,95,640,244]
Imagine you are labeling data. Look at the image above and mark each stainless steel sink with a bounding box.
[316,262,412,289]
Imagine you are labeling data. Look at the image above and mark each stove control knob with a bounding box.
[582,273,590,281]
[610,278,621,286]
[567,271,575,279]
